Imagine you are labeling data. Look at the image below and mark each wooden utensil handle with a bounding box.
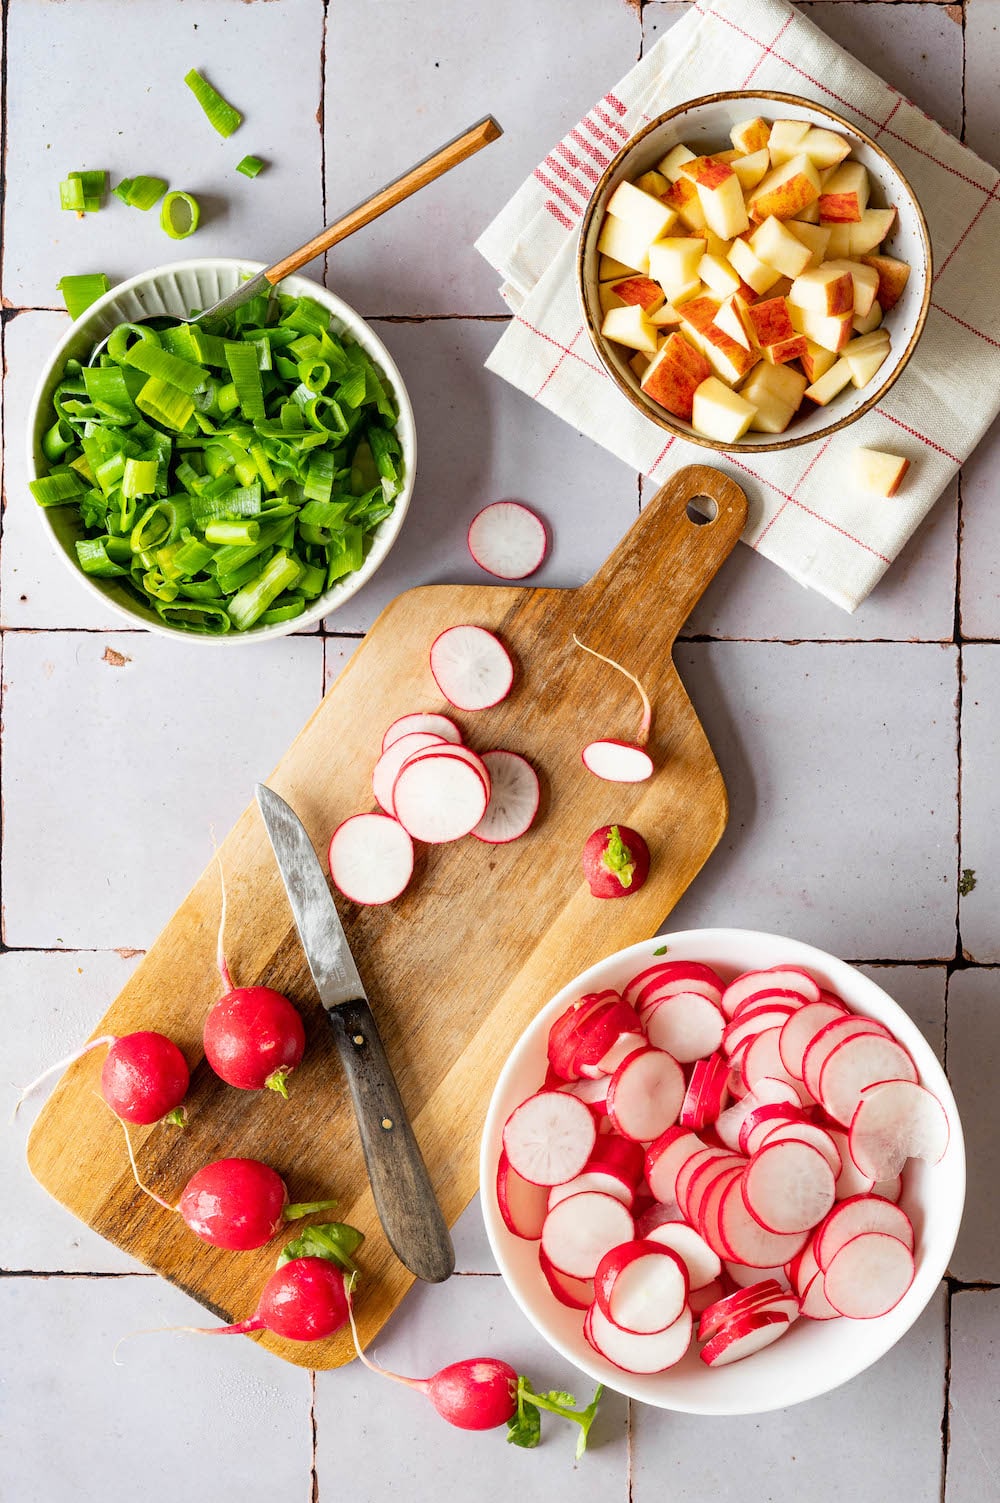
[575,464,748,663]
[264,116,503,285]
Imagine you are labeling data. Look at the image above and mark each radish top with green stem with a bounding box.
[13,1029,190,1126]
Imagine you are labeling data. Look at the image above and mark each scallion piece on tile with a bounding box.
[57,273,110,320]
[160,190,200,239]
[185,68,243,137]
[236,155,266,178]
[124,175,168,210]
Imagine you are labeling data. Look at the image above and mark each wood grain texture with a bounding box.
[26,465,747,1368]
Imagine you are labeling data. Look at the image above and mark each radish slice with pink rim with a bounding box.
[495,1151,549,1240]
[391,752,490,843]
[848,1078,950,1179]
[539,1248,593,1310]
[642,991,724,1067]
[700,1310,791,1366]
[581,740,655,783]
[595,1240,689,1334]
[741,1139,836,1235]
[382,712,462,752]
[429,625,513,711]
[327,813,414,905]
[467,501,548,579]
[823,1231,915,1318]
[471,750,540,844]
[586,1300,692,1374]
[371,731,448,813]
[502,1090,596,1187]
[541,1190,635,1278]
[813,1193,914,1270]
[606,1047,686,1142]
[817,1032,918,1126]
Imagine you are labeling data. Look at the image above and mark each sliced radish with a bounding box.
[721,966,821,1019]
[778,1000,848,1080]
[590,1031,646,1078]
[606,1047,685,1142]
[823,1232,915,1319]
[741,1139,836,1235]
[799,1270,841,1320]
[595,1240,689,1334]
[751,1076,806,1108]
[327,813,414,905]
[502,1091,596,1186]
[560,1076,610,1117]
[698,1166,746,1259]
[643,1221,722,1290]
[588,1133,645,1187]
[644,1127,703,1205]
[813,1194,914,1271]
[429,625,513,710]
[581,740,655,783]
[740,1029,809,1103]
[381,712,462,752]
[679,1052,730,1130]
[738,1103,808,1156]
[716,1099,755,1152]
[634,1200,684,1238]
[802,1016,892,1102]
[724,1008,799,1057]
[817,1033,918,1126]
[690,1278,726,1314]
[392,751,490,843]
[732,987,809,1019]
[723,1260,791,1292]
[873,1173,903,1204]
[571,999,638,1077]
[496,1151,549,1240]
[541,1190,635,1278]
[645,991,725,1063]
[717,1174,808,1267]
[371,731,448,813]
[829,1129,876,1199]
[624,961,725,1012]
[848,1079,950,1180]
[539,1248,593,1310]
[471,750,540,843]
[700,1310,790,1366]
[674,1148,730,1218]
[547,991,620,1080]
[758,1120,842,1177]
[586,1300,692,1373]
[397,741,492,791]
[685,1154,748,1227]
[467,500,547,579]
[547,1169,633,1211]
[696,1280,787,1342]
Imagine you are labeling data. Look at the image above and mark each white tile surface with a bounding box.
[1,631,323,947]
[631,1288,947,1503]
[2,949,147,1273]
[945,966,1000,1283]
[665,642,959,960]
[963,0,1000,172]
[958,422,1000,641]
[0,1273,312,1503]
[947,1290,1000,1503]
[958,646,1000,961]
[314,1272,628,1500]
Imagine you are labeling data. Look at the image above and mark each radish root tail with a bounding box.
[572,635,652,746]
[344,1276,428,1394]
[113,1318,264,1364]
[213,843,234,993]
[119,1119,178,1214]
[11,1035,117,1121]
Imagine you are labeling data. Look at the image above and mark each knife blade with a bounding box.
[256,783,455,1284]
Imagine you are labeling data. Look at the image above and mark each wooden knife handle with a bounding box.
[326,997,455,1284]
[264,115,503,285]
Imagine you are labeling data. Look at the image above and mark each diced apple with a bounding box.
[712,149,742,165]
[789,264,855,316]
[819,161,870,222]
[800,339,837,383]
[746,296,796,348]
[731,117,771,155]
[824,223,853,259]
[606,180,678,243]
[680,296,761,384]
[597,215,652,274]
[768,119,812,166]
[790,305,854,353]
[749,216,813,279]
[741,362,807,433]
[748,154,822,221]
[600,253,639,281]
[640,332,712,420]
[848,207,897,257]
[731,148,771,192]
[704,230,733,259]
[692,376,757,441]
[601,303,659,353]
[610,276,666,314]
[843,332,891,388]
[822,258,879,318]
[727,235,782,296]
[649,236,706,297]
[799,127,852,170]
[853,447,910,496]
[658,143,697,181]
[853,299,884,335]
[671,278,707,306]
[629,349,652,380]
[803,357,853,405]
[699,253,743,299]
[635,169,670,199]
[685,157,750,239]
[650,301,683,327]
[599,282,626,316]
[796,199,821,225]
[662,175,709,232]
[762,333,810,366]
[713,292,755,350]
[785,219,832,267]
[859,254,910,311]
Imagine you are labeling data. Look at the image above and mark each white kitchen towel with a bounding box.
[475,0,1000,612]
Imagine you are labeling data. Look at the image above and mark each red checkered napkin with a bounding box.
[475,0,1000,612]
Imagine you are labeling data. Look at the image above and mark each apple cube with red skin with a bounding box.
[640,332,712,420]
[746,296,796,348]
[823,258,880,318]
[748,154,822,221]
[853,447,910,496]
[731,117,771,155]
[611,276,666,315]
[680,296,761,384]
[790,304,854,353]
[601,303,659,354]
[692,376,757,442]
[849,207,897,256]
[661,175,709,232]
[749,215,813,279]
[767,119,811,167]
[713,292,756,350]
[819,161,870,223]
[789,264,855,316]
[762,333,810,366]
[859,254,910,312]
[800,339,837,383]
[685,157,750,240]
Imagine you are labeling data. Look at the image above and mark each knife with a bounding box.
[256,783,455,1284]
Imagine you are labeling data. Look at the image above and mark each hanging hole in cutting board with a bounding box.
[686,495,718,526]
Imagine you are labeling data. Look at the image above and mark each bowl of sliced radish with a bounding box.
[480,928,963,1414]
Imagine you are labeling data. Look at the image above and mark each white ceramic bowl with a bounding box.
[480,928,964,1415]
[26,258,416,643]
[578,91,932,452]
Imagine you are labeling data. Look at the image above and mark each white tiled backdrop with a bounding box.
[1,3,998,1500]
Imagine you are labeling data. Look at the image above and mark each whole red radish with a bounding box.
[582,825,650,899]
[203,986,306,1095]
[15,1029,189,1126]
[207,1255,352,1341]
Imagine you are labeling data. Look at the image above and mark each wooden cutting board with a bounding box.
[27,464,747,1368]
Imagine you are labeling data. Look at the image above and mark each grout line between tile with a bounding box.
[309,1368,320,1503]
[626,1396,635,1502]
[941,1282,953,1503]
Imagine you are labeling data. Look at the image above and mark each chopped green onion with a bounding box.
[29,470,84,507]
[160,190,200,240]
[113,178,134,204]
[224,343,266,422]
[135,376,196,432]
[227,550,303,631]
[184,68,243,137]
[125,340,207,394]
[124,175,168,210]
[59,171,106,213]
[121,458,159,499]
[204,519,260,546]
[236,155,266,178]
[76,537,128,576]
[59,177,85,212]
[57,273,110,320]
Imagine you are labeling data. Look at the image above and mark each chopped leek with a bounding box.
[32,294,405,633]
[59,171,106,212]
[236,155,266,178]
[161,190,200,240]
[57,273,110,320]
[123,175,168,210]
[185,68,243,138]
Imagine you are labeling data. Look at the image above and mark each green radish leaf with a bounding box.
[276,1221,364,1272]
[653,943,669,956]
[508,1377,605,1458]
[600,825,635,889]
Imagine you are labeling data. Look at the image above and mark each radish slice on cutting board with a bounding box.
[327,813,414,905]
[392,751,490,843]
[381,712,463,752]
[430,625,513,710]
[471,750,540,843]
[467,501,548,579]
[581,740,654,783]
[371,731,449,814]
